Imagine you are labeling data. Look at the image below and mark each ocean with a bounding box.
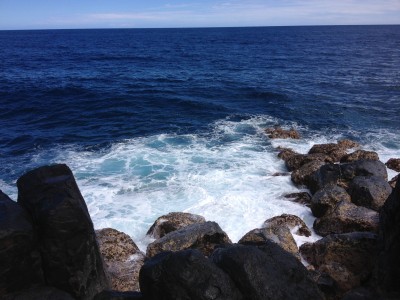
[1,25,399,250]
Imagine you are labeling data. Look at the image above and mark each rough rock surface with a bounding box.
[96,228,145,292]
[146,212,206,239]
[291,160,326,188]
[2,286,75,300]
[285,153,333,171]
[389,174,398,189]
[311,185,351,218]
[300,232,378,293]
[211,243,323,300]
[93,290,144,299]
[340,150,379,163]
[265,127,300,139]
[308,143,347,162]
[277,147,297,161]
[140,249,243,300]
[341,160,388,181]
[0,191,44,295]
[262,214,311,237]
[17,164,109,300]
[349,176,392,211]
[314,201,379,236]
[146,221,231,257]
[385,158,400,172]
[337,139,360,150]
[283,192,312,206]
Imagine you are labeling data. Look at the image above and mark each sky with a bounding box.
[0,0,399,30]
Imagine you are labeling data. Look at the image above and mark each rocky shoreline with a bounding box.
[1,129,399,299]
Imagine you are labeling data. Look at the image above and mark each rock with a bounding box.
[309,163,342,194]
[0,191,44,295]
[272,172,290,176]
[314,201,379,236]
[340,150,379,163]
[262,213,311,237]
[139,249,243,300]
[349,176,392,211]
[389,174,398,189]
[308,270,338,299]
[283,192,312,206]
[93,290,144,300]
[146,212,206,239]
[96,228,145,292]
[385,158,400,172]
[308,143,347,162]
[341,160,388,181]
[17,164,109,300]
[300,232,378,293]
[146,221,231,258]
[211,243,323,300]
[277,147,297,161]
[285,153,333,171]
[265,127,300,139]
[341,287,377,300]
[238,226,300,259]
[311,185,351,218]
[377,177,400,295]
[337,139,360,149]
[291,160,325,188]
[1,286,75,300]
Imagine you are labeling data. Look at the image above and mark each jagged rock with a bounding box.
[291,160,325,188]
[300,232,378,294]
[96,228,145,292]
[311,185,351,218]
[139,249,243,300]
[265,127,300,139]
[146,212,206,239]
[340,150,379,163]
[17,164,109,300]
[377,177,400,296]
[283,192,312,206]
[349,176,392,211]
[337,139,360,149]
[262,214,311,237]
[1,286,75,300]
[314,201,379,236]
[389,174,398,189]
[238,226,300,259]
[211,243,323,300]
[277,147,297,161]
[146,221,231,258]
[0,191,44,295]
[385,158,400,172]
[93,290,144,300]
[308,143,347,162]
[285,153,333,171]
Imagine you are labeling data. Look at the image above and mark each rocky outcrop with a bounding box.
[0,191,44,295]
[340,150,379,163]
[308,143,348,162]
[285,153,332,171]
[140,249,243,300]
[385,158,400,172]
[311,185,351,217]
[313,201,379,236]
[17,164,109,300]
[146,221,231,258]
[93,290,144,299]
[277,147,297,161]
[96,228,145,292]
[211,243,323,300]
[300,232,378,294]
[337,139,360,149]
[283,192,312,206]
[146,212,206,239]
[291,160,326,188]
[2,286,75,300]
[389,174,398,189]
[262,214,311,237]
[265,127,300,139]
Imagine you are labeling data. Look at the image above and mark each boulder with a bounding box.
[93,290,144,300]
[337,139,360,149]
[17,164,109,300]
[308,143,347,162]
[314,201,379,236]
[283,192,312,207]
[309,163,342,194]
[96,228,145,292]
[277,147,297,161]
[308,270,337,299]
[146,212,206,239]
[0,191,44,295]
[211,243,323,300]
[311,185,351,217]
[349,176,392,211]
[341,160,388,181]
[389,174,398,189]
[265,127,300,139]
[262,214,311,237]
[385,158,400,172]
[1,286,75,300]
[340,150,379,163]
[291,160,326,188]
[300,232,378,293]
[285,153,333,171]
[139,249,243,300]
[146,221,231,258]
[341,287,377,300]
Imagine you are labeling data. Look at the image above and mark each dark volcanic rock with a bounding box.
[349,176,392,211]
[262,213,311,237]
[308,270,337,298]
[341,160,388,181]
[146,212,206,239]
[265,127,300,139]
[94,290,144,300]
[309,163,342,194]
[311,185,351,218]
[337,139,360,150]
[340,150,379,163]
[389,174,398,189]
[17,164,109,300]
[146,221,231,257]
[291,160,326,188]
[2,286,75,300]
[308,143,347,162]
[283,192,312,206]
[96,228,145,292]
[314,201,379,236]
[385,158,400,172]
[277,147,297,161]
[211,243,323,300]
[0,191,44,295]
[300,232,378,293]
[140,249,243,300]
[286,153,333,171]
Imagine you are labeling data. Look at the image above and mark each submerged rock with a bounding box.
[265,127,300,139]
[385,158,400,172]
[311,185,351,218]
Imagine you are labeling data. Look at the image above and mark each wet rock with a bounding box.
[349,176,392,211]
[300,232,378,293]
[340,150,379,163]
[283,192,312,206]
[139,249,243,300]
[17,164,109,300]
[146,221,231,258]
[265,127,300,139]
[341,160,388,181]
[308,270,338,299]
[2,286,75,300]
[309,163,342,194]
[272,172,290,176]
[385,158,400,172]
[0,191,44,295]
[314,201,379,236]
[311,185,351,218]
[337,139,360,149]
[262,213,311,237]
[286,153,333,171]
[308,143,347,162]
[341,287,377,300]
[211,243,323,300]
[389,174,398,189]
[146,212,206,239]
[96,228,145,292]
[277,147,297,161]
[291,160,326,188]
[93,290,144,300]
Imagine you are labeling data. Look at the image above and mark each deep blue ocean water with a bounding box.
[1,26,399,247]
